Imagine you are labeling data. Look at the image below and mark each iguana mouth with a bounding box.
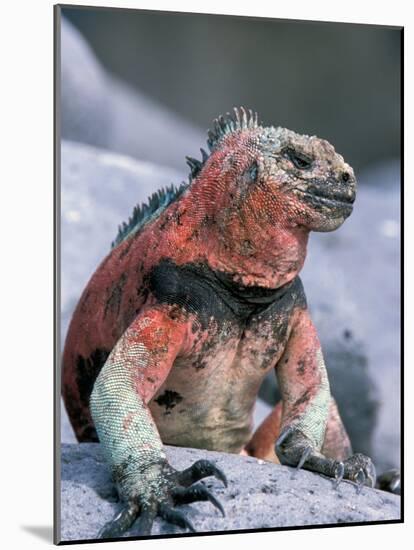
[295,187,355,213]
[302,182,355,202]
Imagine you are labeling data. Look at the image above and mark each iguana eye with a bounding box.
[247,161,258,181]
[283,148,313,170]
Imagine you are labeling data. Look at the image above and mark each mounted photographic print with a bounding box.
[54,4,403,544]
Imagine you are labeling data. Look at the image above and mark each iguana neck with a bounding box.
[157,192,310,290]
[199,219,310,288]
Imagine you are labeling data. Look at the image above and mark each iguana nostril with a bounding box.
[341,172,350,183]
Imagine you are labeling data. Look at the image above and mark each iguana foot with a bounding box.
[342,453,377,492]
[98,459,227,539]
[376,468,400,494]
[275,426,376,491]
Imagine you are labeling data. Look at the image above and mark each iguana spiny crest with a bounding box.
[113,106,356,251]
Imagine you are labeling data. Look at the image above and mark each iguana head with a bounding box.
[189,107,356,235]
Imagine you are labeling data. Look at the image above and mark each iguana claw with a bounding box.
[133,505,157,536]
[176,459,228,488]
[296,446,312,471]
[333,461,344,488]
[98,459,227,539]
[355,469,366,494]
[276,425,376,491]
[97,503,140,539]
[343,453,376,491]
[291,445,312,479]
[158,503,196,532]
[172,484,226,517]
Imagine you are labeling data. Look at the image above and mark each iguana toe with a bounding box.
[172,484,226,517]
[175,459,228,488]
[158,503,196,532]
[333,461,345,488]
[275,425,376,491]
[98,503,140,539]
[342,453,376,491]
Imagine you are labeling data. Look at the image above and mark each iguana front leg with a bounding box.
[274,307,376,489]
[90,305,227,539]
[246,397,352,463]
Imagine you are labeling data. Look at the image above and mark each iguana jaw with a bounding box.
[294,187,354,217]
[285,172,357,232]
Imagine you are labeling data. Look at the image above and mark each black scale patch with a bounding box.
[154,390,183,411]
[76,348,110,407]
[149,259,306,330]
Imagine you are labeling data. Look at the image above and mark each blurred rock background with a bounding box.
[58,11,401,476]
[62,7,401,173]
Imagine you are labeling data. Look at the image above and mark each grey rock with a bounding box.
[60,17,204,170]
[59,443,400,542]
[60,16,111,149]
[61,401,77,444]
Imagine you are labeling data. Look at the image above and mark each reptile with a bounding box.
[62,107,377,538]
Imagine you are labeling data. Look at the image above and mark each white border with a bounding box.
[1,1,410,548]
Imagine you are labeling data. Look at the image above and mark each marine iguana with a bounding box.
[62,107,376,538]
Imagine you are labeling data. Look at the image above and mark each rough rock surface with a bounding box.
[61,17,204,170]
[59,443,400,542]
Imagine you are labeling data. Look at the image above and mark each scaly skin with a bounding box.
[62,108,376,538]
